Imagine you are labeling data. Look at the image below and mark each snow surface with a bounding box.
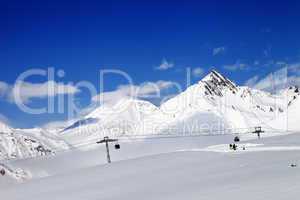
[0,122,69,160]
[2,132,300,200]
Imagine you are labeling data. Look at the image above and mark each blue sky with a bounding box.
[1,0,300,128]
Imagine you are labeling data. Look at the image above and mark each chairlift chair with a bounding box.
[234,136,240,142]
[115,143,121,150]
[255,127,262,132]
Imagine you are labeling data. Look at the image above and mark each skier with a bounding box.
[0,168,5,176]
[290,163,297,168]
[232,144,237,151]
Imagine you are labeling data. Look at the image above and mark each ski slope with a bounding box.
[2,132,300,200]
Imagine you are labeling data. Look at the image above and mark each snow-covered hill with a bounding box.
[3,132,300,200]
[269,95,300,131]
[61,70,300,146]
[0,121,69,161]
[61,98,162,144]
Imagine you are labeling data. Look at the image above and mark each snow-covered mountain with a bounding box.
[61,70,300,145]
[61,98,162,144]
[270,91,300,131]
[0,121,69,160]
[1,70,299,160]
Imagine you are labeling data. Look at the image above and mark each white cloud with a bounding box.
[284,76,300,86]
[223,61,248,71]
[42,118,79,130]
[262,28,272,33]
[156,59,174,70]
[288,62,300,75]
[0,81,9,97]
[263,46,272,57]
[276,61,287,66]
[213,46,226,56]
[244,65,300,93]
[263,50,269,57]
[249,68,288,92]
[192,67,205,78]
[245,75,260,88]
[92,80,176,105]
[0,81,80,103]
[0,113,10,125]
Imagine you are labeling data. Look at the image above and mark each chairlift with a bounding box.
[234,136,240,142]
[255,127,262,132]
[253,126,264,139]
[115,143,121,150]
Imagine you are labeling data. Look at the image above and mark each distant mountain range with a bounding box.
[1,70,300,160]
[61,70,300,144]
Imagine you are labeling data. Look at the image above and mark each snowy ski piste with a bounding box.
[1,70,300,199]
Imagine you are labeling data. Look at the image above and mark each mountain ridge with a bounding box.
[60,70,300,143]
[2,70,300,159]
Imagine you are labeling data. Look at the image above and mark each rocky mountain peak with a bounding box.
[200,70,238,97]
